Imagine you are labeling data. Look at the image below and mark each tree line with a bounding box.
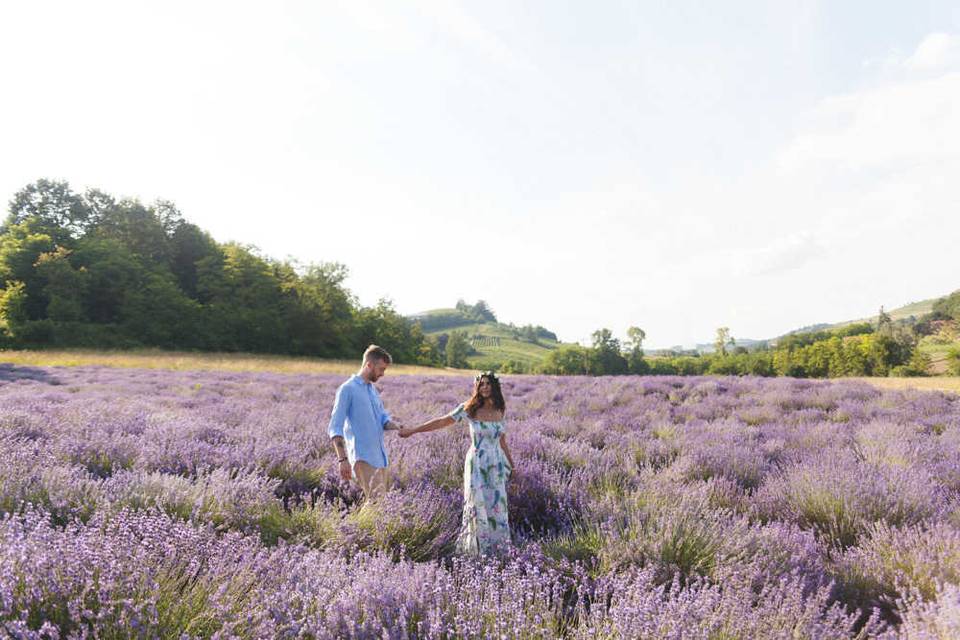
[4,179,954,379]
[0,180,442,364]
[540,305,947,378]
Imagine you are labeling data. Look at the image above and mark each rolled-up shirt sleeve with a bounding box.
[377,391,391,427]
[328,384,350,439]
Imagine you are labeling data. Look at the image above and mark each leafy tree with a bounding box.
[892,349,931,377]
[354,298,431,364]
[281,261,355,357]
[5,179,90,244]
[590,328,628,375]
[932,290,960,322]
[445,330,471,368]
[540,344,590,375]
[0,222,55,320]
[471,300,497,323]
[34,247,87,322]
[90,198,173,264]
[169,222,220,300]
[0,281,29,337]
[120,272,203,349]
[876,306,894,337]
[714,327,733,356]
[71,236,144,324]
[196,243,287,352]
[625,326,647,374]
[626,326,646,352]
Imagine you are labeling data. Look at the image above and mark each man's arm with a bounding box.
[328,385,352,480]
[331,435,348,459]
[328,384,350,440]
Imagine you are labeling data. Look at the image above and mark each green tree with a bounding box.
[0,281,29,337]
[0,222,55,320]
[120,272,203,349]
[282,261,356,357]
[932,290,960,322]
[34,247,87,322]
[589,328,628,375]
[5,179,90,244]
[876,306,894,337]
[89,198,173,265]
[195,243,287,352]
[540,344,590,375]
[445,330,471,368]
[169,222,220,300]
[714,327,733,357]
[354,298,430,364]
[71,236,143,324]
[625,326,648,374]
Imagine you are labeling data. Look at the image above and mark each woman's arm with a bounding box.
[499,434,515,471]
[401,415,456,437]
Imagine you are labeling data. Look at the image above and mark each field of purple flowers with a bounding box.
[2,363,959,638]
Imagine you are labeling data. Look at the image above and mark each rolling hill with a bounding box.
[410,307,562,371]
[791,296,939,335]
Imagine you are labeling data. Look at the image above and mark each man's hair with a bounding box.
[363,344,392,365]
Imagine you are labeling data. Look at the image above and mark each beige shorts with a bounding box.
[352,459,391,497]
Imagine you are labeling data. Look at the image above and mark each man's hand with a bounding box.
[399,426,415,438]
[338,459,352,481]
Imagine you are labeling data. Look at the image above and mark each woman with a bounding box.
[400,372,516,555]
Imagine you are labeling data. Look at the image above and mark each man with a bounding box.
[328,344,403,497]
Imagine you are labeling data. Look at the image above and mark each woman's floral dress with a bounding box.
[448,403,511,555]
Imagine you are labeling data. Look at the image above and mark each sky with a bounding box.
[1,1,959,349]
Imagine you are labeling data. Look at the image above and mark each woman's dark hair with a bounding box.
[463,371,505,418]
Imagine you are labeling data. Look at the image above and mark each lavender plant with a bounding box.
[2,366,958,637]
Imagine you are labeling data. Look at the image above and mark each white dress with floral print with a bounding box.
[448,403,511,555]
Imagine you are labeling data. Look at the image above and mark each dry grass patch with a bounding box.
[852,376,960,395]
[0,349,465,376]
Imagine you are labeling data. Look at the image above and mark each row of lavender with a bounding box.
[1,363,958,637]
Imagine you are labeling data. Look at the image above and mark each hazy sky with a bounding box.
[1,1,958,348]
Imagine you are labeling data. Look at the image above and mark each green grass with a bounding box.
[424,322,563,369]
[825,297,939,332]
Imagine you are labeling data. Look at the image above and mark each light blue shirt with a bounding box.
[327,374,392,468]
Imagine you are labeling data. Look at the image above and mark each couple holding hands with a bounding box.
[328,345,516,555]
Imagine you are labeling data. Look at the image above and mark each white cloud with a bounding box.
[905,32,960,71]
[733,232,825,277]
[777,71,960,174]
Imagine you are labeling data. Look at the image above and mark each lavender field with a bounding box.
[2,364,959,638]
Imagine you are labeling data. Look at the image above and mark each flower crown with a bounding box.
[475,371,499,383]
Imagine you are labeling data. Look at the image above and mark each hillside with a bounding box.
[410,305,562,371]
[812,296,939,333]
[776,292,959,376]
[654,293,951,361]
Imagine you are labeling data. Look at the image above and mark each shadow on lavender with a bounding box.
[0,363,59,385]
